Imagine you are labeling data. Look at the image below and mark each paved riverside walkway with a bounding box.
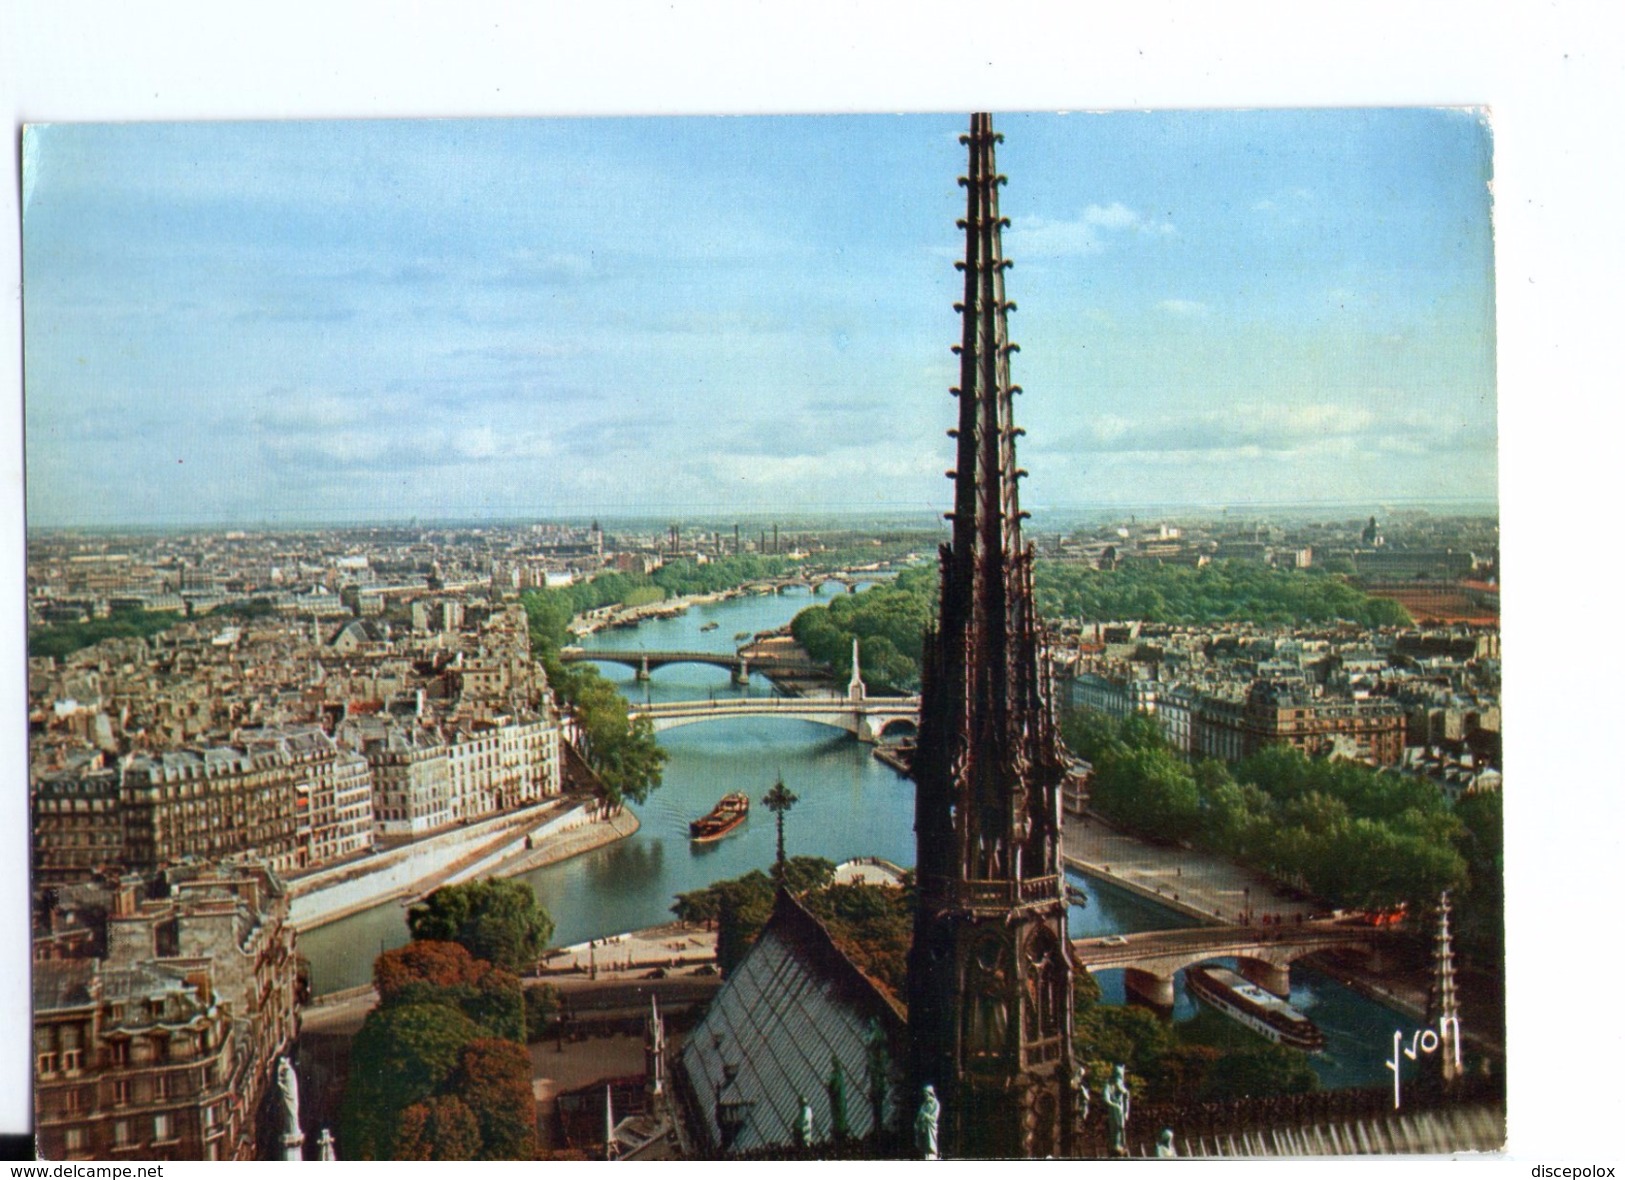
[485,806,641,880]
[542,921,718,979]
[1063,812,1318,927]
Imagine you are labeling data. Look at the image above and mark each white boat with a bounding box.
[1186,965,1325,1050]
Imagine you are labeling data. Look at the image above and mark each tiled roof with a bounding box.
[675,889,907,1156]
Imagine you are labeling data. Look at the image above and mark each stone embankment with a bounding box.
[567,588,738,638]
[286,795,634,931]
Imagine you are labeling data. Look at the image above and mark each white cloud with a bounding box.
[1009,202,1176,259]
[1044,401,1412,458]
[1157,298,1209,316]
[1082,202,1141,230]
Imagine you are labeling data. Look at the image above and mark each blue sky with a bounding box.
[21,110,1496,528]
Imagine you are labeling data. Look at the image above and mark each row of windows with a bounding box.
[61,1110,188,1152]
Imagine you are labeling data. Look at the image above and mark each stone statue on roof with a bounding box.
[277,1057,300,1135]
[827,1056,849,1142]
[1155,1128,1177,1158]
[795,1097,813,1149]
[1103,1064,1130,1156]
[915,1084,941,1160]
[865,1017,891,1133]
[277,1056,304,1160]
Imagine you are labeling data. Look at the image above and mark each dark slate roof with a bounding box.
[33,959,97,1012]
[674,889,907,1156]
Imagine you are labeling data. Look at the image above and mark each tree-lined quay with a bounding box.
[1063,710,1502,958]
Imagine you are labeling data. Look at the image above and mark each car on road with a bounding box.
[1098,934,1129,946]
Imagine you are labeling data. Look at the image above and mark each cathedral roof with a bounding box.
[673,889,906,1157]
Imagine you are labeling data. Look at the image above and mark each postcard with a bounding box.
[22,109,1501,1162]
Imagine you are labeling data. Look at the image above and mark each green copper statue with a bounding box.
[865,1017,891,1133]
[1103,1064,1131,1157]
[827,1056,849,1142]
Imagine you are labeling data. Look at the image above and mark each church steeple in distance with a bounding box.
[906,112,1076,1159]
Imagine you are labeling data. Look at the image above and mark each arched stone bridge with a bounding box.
[761,571,888,594]
[559,647,822,685]
[1070,919,1390,1007]
[628,694,921,744]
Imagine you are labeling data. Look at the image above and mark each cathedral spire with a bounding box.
[907,112,1074,1160]
[1426,891,1464,1084]
[948,111,1027,589]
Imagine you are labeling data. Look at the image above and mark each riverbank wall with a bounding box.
[482,806,640,881]
[286,796,626,930]
[1063,853,1228,927]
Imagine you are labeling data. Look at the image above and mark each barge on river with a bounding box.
[1186,965,1326,1051]
[690,793,750,843]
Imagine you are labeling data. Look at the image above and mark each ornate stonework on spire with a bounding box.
[906,112,1075,1160]
[1426,891,1464,1084]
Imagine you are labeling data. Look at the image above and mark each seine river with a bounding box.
[299,580,1412,1089]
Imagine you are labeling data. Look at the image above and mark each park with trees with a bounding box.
[788,558,1413,695]
[1061,710,1501,954]
[341,879,556,1160]
[27,603,185,660]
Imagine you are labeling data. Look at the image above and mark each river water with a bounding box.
[299,580,1413,1089]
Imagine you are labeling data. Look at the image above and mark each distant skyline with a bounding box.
[22,110,1497,528]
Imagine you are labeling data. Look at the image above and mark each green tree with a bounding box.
[523,984,559,1041]
[621,585,667,608]
[715,882,775,977]
[1033,558,1411,628]
[580,685,667,806]
[676,857,839,975]
[519,584,669,808]
[1453,790,1504,957]
[790,565,936,691]
[27,605,182,661]
[803,881,914,997]
[408,879,555,974]
[671,856,836,927]
[374,939,489,1001]
[1199,1044,1320,1100]
[454,1039,539,1160]
[342,1003,481,1158]
[395,1095,483,1161]
[461,968,527,1044]
[1070,708,1477,914]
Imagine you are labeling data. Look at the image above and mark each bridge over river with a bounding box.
[560,646,824,685]
[1071,918,1388,1008]
[628,693,920,743]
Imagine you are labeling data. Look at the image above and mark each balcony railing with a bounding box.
[921,874,1063,910]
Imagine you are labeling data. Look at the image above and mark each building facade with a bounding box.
[347,722,454,837]
[33,864,298,1161]
[240,727,375,869]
